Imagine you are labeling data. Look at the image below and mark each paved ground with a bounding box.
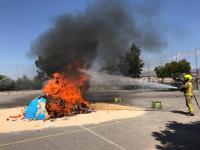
[0,90,200,150]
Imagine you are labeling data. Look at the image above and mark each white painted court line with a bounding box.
[80,125,127,150]
[0,116,144,148]
[0,128,84,148]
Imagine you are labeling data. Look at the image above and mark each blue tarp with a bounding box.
[25,96,48,120]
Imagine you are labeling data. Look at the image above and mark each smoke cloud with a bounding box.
[30,0,167,75]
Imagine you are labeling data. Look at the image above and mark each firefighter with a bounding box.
[180,73,194,116]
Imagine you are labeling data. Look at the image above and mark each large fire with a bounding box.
[43,62,90,118]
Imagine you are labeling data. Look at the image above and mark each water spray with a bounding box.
[193,95,200,110]
[82,70,177,90]
[0,77,8,82]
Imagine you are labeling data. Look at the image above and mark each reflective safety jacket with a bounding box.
[183,81,193,97]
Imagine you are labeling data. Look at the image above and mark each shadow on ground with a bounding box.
[170,110,189,116]
[152,121,200,150]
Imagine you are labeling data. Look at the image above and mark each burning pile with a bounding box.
[43,62,90,118]
[28,0,167,119]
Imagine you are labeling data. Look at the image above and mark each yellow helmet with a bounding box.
[184,74,193,81]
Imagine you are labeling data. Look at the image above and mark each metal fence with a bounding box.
[142,48,200,73]
[0,49,200,90]
[141,48,200,90]
[0,64,37,80]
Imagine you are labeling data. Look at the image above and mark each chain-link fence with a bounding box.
[141,49,200,90]
[142,49,200,72]
[0,64,42,91]
[0,64,37,80]
[1,49,200,90]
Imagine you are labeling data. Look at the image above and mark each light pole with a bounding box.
[195,49,199,90]
[147,60,150,82]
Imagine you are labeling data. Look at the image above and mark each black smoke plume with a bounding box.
[30,0,166,76]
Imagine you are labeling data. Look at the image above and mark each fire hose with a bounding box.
[193,94,200,110]
[179,87,200,110]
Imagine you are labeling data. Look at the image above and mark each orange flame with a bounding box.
[43,62,89,116]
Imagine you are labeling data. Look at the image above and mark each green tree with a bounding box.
[0,75,15,91]
[0,75,6,80]
[154,66,168,83]
[118,43,144,78]
[154,59,191,82]
[15,75,34,90]
[32,70,46,89]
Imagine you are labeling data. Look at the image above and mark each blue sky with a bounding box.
[160,0,200,51]
[142,0,200,71]
[0,0,92,64]
[0,0,200,78]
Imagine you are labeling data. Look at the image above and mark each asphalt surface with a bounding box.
[0,90,200,150]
